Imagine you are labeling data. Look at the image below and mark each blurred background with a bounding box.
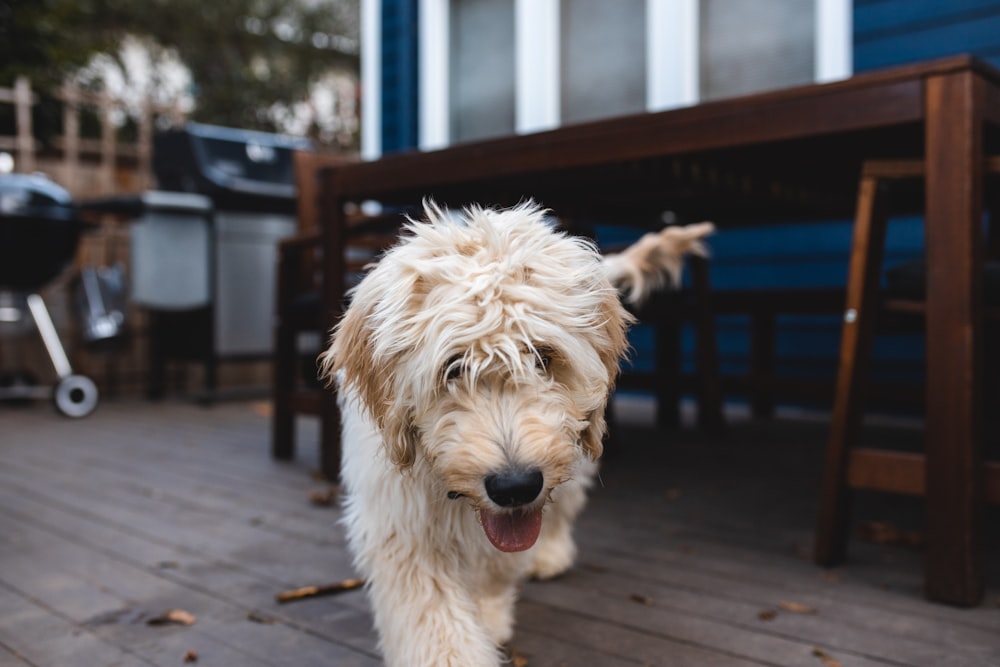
[1,0,998,409]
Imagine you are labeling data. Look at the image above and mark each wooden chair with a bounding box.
[814,158,1000,572]
[270,151,404,479]
[610,236,847,433]
[693,287,847,419]
[615,255,726,431]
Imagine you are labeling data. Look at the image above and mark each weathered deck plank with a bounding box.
[0,399,997,666]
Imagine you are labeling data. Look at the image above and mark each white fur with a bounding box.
[320,202,712,667]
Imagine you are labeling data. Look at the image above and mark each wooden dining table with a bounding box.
[315,55,1000,607]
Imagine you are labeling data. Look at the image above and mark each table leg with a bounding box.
[923,71,985,606]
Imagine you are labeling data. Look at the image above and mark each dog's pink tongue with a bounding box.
[479,508,543,552]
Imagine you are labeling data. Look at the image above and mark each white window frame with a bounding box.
[360,0,381,159]
[360,0,852,155]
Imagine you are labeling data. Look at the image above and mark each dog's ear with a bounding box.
[579,286,632,460]
[580,410,608,460]
[379,408,419,468]
[318,289,419,468]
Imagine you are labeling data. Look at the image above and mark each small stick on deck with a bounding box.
[275,577,366,603]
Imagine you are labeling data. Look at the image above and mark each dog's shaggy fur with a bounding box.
[319,203,712,667]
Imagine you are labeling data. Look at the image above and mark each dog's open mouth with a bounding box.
[479,507,543,552]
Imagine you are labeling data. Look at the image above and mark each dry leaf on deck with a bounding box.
[246,611,278,624]
[183,649,198,663]
[757,609,777,621]
[811,647,843,667]
[308,487,340,507]
[629,593,654,606]
[146,609,196,626]
[778,601,817,615]
[276,578,366,603]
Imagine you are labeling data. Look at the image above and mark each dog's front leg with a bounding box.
[530,460,596,579]
[367,565,503,667]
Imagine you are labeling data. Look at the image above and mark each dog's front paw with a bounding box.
[529,534,577,580]
[478,592,516,645]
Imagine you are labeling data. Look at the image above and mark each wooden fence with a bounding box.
[0,76,186,197]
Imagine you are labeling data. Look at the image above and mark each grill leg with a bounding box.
[26,293,73,379]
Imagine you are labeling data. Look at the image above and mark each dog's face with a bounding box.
[321,203,631,552]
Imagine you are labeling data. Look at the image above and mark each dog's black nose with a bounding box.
[485,469,544,507]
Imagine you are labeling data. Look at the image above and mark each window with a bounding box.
[382,0,850,153]
[560,0,646,125]
[449,0,516,143]
[699,0,815,102]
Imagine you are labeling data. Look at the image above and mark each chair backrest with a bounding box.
[294,150,355,235]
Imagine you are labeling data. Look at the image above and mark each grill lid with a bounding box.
[0,173,88,290]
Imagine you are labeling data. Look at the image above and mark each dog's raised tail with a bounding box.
[602,221,715,306]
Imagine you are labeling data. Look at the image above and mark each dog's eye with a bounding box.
[444,355,465,381]
[534,348,554,372]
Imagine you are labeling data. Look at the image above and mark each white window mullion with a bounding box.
[815,0,852,83]
[419,0,449,150]
[515,0,560,134]
[646,0,699,111]
[360,0,381,159]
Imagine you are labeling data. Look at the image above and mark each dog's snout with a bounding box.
[484,469,544,507]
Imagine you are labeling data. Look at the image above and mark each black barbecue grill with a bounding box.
[0,173,100,417]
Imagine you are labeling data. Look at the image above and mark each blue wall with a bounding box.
[603,216,926,399]
[381,0,420,154]
[855,0,1000,72]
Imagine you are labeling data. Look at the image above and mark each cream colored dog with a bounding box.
[320,202,712,667]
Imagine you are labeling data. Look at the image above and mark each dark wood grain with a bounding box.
[815,171,891,567]
[923,70,986,606]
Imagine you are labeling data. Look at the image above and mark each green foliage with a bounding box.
[1,0,359,133]
[0,0,120,87]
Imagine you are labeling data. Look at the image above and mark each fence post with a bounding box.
[62,79,81,191]
[137,98,153,190]
[99,89,116,193]
[14,77,35,173]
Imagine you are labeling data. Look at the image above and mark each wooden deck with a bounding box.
[0,397,997,666]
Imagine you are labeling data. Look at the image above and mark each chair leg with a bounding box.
[147,312,167,400]
[815,174,890,566]
[271,321,297,462]
[319,392,342,480]
[689,256,725,432]
[749,311,776,420]
[654,304,682,429]
[271,258,298,462]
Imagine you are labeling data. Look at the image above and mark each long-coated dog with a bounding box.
[319,202,712,666]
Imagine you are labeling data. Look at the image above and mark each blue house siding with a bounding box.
[381,0,420,154]
[602,212,926,403]
[855,0,1000,71]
